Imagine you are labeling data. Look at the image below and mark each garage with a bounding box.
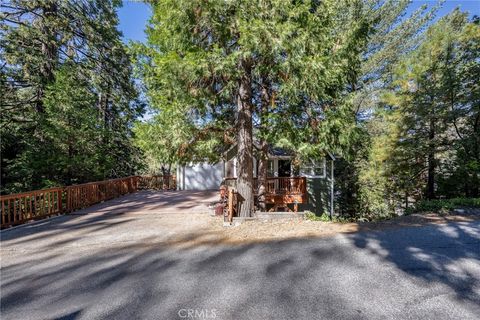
[176,162,224,190]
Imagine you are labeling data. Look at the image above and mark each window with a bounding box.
[300,158,326,178]
[267,160,274,177]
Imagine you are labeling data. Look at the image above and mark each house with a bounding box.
[176,142,335,216]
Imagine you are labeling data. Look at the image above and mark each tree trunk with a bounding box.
[236,59,254,217]
[426,116,436,199]
[257,140,268,211]
[257,78,270,212]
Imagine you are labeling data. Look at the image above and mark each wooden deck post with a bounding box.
[228,188,234,223]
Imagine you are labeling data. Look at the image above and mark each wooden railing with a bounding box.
[0,187,63,228]
[255,177,306,195]
[224,177,307,195]
[223,176,307,213]
[138,175,176,190]
[64,176,138,213]
[1,175,176,229]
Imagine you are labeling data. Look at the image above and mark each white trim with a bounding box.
[233,157,237,178]
[326,151,336,161]
[223,159,226,178]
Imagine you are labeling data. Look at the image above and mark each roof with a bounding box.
[268,146,294,157]
[223,141,335,161]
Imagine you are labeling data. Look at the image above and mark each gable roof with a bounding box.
[223,141,335,161]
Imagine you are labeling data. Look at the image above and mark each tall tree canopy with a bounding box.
[0,0,144,193]
[134,0,372,216]
[334,0,438,217]
[351,10,479,219]
[387,11,480,200]
[2,0,476,219]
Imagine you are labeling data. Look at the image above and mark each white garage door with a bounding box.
[179,162,223,190]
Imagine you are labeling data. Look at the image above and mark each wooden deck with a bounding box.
[223,176,307,213]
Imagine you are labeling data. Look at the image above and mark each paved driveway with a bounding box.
[1,191,479,320]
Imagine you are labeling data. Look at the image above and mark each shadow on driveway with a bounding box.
[0,190,218,246]
[1,219,479,319]
[352,221,480,303]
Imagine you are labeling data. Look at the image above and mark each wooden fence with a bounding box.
[1,175,176,229]
[64,177,139,213]
[137,175,176,190]
[0,187,63,228]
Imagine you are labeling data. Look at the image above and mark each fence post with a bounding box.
[65,187,70,213]
[57,189,62,214]
[228,189,234,223]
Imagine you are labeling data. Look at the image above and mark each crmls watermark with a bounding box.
[178,308,217,319]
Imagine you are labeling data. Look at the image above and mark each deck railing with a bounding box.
[224,176,307,195]
[1,175,176,229]
[223,176,307,214]
[255,177,306,195]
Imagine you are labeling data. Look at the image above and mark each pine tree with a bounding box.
[385,10,479,201]
[324,0,437,216]
[0,0,143,193]
[136,0,370,216]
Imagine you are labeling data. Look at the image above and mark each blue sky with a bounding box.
[117,0,479,43]
[117,1,151,43]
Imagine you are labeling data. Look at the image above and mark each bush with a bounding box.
[405,198,480,214]
[304,211,352,223]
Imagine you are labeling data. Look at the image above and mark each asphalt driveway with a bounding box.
[1,190,479,320]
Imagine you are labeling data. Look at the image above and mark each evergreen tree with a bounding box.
[0,0,143,193]
[322,0,437,216]
[384,10,479,204]
[135,0,370,216]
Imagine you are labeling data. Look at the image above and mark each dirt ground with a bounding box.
[198,212,480,245]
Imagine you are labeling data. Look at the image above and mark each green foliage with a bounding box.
[1,0,143,194]
[133,0,373,167]
[2,0,477,225]
[388,11,479,199]
[304,211,352,223]
[334,0,437,218]
[405,198,480,215]
[343,10,480,219]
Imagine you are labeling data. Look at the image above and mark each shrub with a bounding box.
[304,211,352,223]
[405,198,480,214]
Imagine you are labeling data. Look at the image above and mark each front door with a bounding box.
[278,160,291,177]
